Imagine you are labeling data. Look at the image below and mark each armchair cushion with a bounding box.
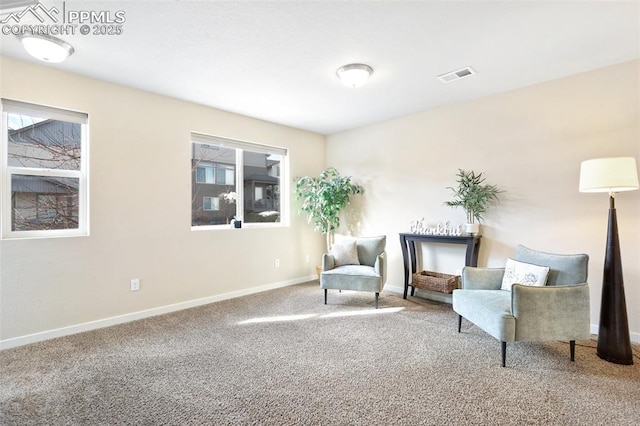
[321,265,384,293]
[500,258,550,291]
[453,289,515,342]
[331,240,360,266]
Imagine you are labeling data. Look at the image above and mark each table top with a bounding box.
[399,233,482,242]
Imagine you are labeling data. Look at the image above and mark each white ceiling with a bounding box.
[1,1,639,135]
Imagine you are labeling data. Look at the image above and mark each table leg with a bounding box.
[400,235,410,299]
[465,238,481,267]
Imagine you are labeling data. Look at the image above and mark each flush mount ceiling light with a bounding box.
[19,33,74,63]
[336,63,373,88]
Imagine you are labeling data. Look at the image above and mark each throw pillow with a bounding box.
[501,258,550,291]
[331,241,360,266]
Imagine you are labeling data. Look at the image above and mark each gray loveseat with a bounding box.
[453,245,590,367]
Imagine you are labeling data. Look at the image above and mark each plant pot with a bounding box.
[465,223,480,235]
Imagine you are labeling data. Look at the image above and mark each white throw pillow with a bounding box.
[331,241,360,266]
[501,258,550,291]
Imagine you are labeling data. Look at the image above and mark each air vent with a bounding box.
[437,66,476,84]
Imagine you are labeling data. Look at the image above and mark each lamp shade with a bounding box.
[579,157,639,193]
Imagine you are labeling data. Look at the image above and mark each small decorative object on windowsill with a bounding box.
[231,216,242,228]
[444,169,503,235]
[221,191,239,224]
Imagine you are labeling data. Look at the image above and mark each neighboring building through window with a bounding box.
[1,99,89,238]
[191,133,287,227]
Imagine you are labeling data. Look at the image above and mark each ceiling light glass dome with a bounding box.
[20,33,74,63]
[336,63,373,88]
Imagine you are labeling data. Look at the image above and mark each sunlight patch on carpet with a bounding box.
[238,314,317,324]
[237,307,405,324]
[321,307,405,318]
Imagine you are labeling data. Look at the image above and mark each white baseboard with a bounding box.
[3,278,638,350]
[0,275,317,350]
[384,284,404,295]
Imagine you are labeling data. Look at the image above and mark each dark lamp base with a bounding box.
[597,351,633,365]
[596,200,634,366]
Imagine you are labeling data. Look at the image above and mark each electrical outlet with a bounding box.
[130,278,140,291]
[305,254,310,264]
[274,259,280,268]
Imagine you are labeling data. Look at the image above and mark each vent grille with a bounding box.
[437,66,476,83]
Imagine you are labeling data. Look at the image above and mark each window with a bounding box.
[203,196,220,211]
[196,162,235,185]
[196,163,215,184]
[2,99,89,238]
[217,165,235,185]
[191,133,288,227]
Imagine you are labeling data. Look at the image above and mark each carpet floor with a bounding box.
[1,281,639,425]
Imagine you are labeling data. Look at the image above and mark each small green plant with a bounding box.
[295,167,363,251]
[445,169,503,224]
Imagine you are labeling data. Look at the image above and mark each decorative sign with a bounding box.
[410,219,462,236]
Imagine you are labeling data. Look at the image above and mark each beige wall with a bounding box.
[0,56,326,346]
[2,56,638,347]
[326,60,640,341]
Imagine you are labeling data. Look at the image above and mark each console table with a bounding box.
[399,233,482,299]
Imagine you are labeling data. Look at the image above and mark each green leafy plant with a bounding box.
[444,169,503,224]
[295,167,363,251]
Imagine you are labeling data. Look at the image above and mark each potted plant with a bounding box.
[295,167,363,253]
[444,169,503,234]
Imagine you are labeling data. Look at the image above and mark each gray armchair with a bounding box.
[321,235,387,308]
[452,245,590,367]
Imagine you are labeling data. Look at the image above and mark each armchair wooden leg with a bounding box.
[375,293,379,309]
[501,342,507,367]
[324,289,327,305]
[570,340,576,361]
[457,315,462,333]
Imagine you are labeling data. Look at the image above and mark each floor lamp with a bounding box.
[579,157,639,365]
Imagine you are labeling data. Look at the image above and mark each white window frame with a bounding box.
[1,99,89,239]
[191,132,289,230]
